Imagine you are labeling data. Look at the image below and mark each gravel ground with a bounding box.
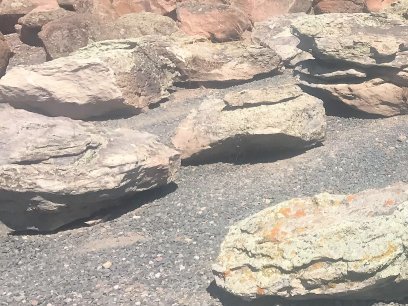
[1,75,408,306]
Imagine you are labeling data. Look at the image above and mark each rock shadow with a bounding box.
[207,281,407,306]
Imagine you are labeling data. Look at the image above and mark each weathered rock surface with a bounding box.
[172,75,325,163]
[252,13,313,67]
[230,0,312,22]
[18,7,74,45]
[213,183,408,300]
[365,0,397,12]
[5,33,47,70]
[292,13,408,116]
[39,12,179,59]
[384,0,408,19]
[0,35,280,119]
[0,34,12,77]
[176,0,251,42]
[0,104,180,232]
[312,0,366,13]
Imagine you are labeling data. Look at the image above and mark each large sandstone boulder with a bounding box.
[172,75,325,163]
[0,35,281,119]
[213,183,408,300]
[252,13,313,67]
[0,34,12,77]
[39,12,179,59]
[176,1,251,42]
[18,7,74,45]
[230,0,312,22]
[292,13,408,117]
[312,0,366,13]
[0,104,180,232]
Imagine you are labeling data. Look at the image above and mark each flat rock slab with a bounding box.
[0,104,180,232]
[213,183,408,300]
[172,75,325,163]
[0,35,281,119]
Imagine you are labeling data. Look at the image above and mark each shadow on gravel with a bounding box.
[207,281,404,306]
[9,183,178,236]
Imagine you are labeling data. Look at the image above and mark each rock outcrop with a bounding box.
[172,75,325,163]
[176,0,251,42]
[0,104,180,232]
[0,35,281,119]
[292,13,408,117]
[0,34,12,77]
[213,183,408,300]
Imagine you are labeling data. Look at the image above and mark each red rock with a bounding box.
[230,0,312,22]
[111,0,178,15]
[176,0,251,42]
[0,33,12,77]
[365,0,397,12]
[312,0,366,13]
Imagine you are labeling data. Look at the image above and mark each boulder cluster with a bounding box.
[0,0,407,302]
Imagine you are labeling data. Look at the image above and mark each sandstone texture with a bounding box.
[293,13,408,117]
[0,104,180,232]
[0,35,280,119]
[213,183,408,300]
[172,76,325,163]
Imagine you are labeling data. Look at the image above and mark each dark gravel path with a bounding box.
[1,77,408,306]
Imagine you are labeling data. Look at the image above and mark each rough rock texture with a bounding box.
[0,104,180,232]
[293,13,408,117]
[252,13,313,67]
[384,0,408,19]
[18,7,74,45]
[230,0,312,22]
[0,35,280,119]
[4,33,47,70]
[365,0,397,11]
[176,0,251,42]
[213,183,408,300]
[312,0,366,13]
[172,76,325,163]
[111,0,178,16]
[39,12,179,59]
[0,34,11,77]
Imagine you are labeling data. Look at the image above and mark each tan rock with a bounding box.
[0,104,180,232]
[365,0,397,12]
[312,0,365,14]
[213,183,408,300]
[0,33,11,77]
[230,0,312,22]
[176,0,251,42]
[172,75,325,163]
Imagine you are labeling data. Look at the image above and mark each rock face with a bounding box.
[0,34,12,77]
[293,13,408,117]
[384,0,408,19]
[172,75,325,163]
[213,183,408,300]
[0,35,280,119]
[0,104,180,232]
[230,0,312,22]
[176,1,251,42]
[252,13,312,67]
[312,0,366,13]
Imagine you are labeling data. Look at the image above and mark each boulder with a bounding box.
[39,12,179,59]
[0,34,12,77]
[176,0,251,42]
[4,33,47,70]
[252,13,313,67]
[365,0,397,12]
[172,75,325,163]
[111,0,178,16]
[230,0,312,22]
[384,0,408,19]
[213,183,408,300]
[18,7,74,45]
[312,0,366,13]
[0,35,281,119]
[292,13,408,116]
[0,104,180,232]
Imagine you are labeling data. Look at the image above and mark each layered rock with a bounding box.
[252,13,312,67]
[230,0,312,22]
[0,35,281,119]
[0,34,12,77]
[172,75,325,163]
[0,104,180,232]
[292,13,408,117]
[176,0,251,42]
[213,183,408,300]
